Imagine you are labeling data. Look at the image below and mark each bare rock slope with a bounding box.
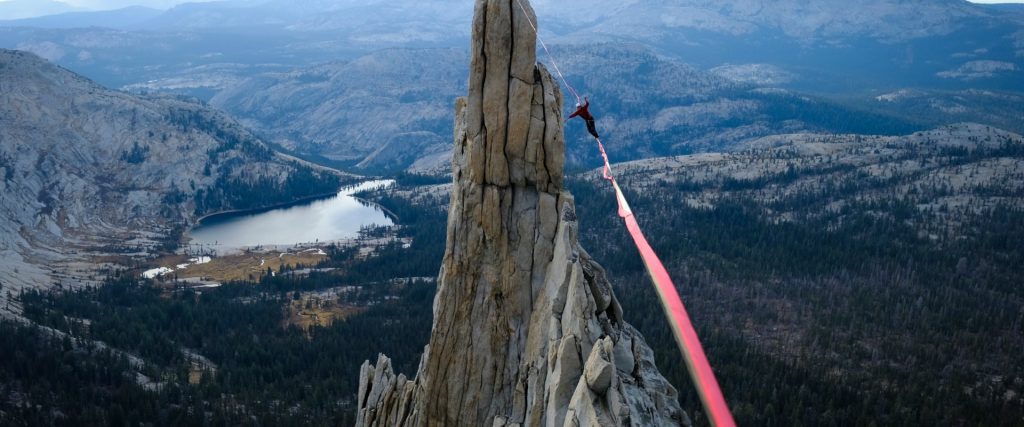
[354,1,686,426]
[0,49,341,304]
[210,48,468,169]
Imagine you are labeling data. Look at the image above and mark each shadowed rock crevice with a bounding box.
[355,1,688,425]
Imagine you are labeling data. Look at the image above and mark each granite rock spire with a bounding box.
[354,1,688,425]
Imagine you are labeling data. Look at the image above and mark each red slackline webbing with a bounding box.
[596,139,737,427]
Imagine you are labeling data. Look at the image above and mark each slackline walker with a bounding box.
[513,1,737,426]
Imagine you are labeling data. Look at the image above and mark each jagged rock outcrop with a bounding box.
[354,1,687,426]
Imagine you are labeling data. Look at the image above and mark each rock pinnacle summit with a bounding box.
[355,1,688,425]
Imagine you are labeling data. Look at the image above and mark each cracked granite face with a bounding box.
[354,1,688,426]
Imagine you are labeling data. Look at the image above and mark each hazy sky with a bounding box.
[60,0,218,9]
[2,0,1022,13]
[3,0,1024,5]
[43,0,1024,4]
[0,0,228,10]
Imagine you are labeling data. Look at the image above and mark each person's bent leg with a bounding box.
[586,119,600,139]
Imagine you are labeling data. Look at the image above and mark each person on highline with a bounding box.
[569,96,599,139]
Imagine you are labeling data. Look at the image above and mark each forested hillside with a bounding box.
[1,191,446,425]
[567,124,1024,425]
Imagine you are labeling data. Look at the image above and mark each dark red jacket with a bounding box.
[569,99,593,121]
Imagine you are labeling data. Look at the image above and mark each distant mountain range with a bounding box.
[543,0,987,40]
[0,0,77,21]
[212,45,932,173]
[1,0,1021,92]
[2,0,1019,176]
[0,0,1021,180]
[11,0,999,42]
[214,47,1022,175]
[0,6,161,29]
[978,3,1024,14]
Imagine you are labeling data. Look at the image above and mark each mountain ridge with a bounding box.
[3,0,1021,102]
[0,6,161,30]
[214,44,934,174]
[210,48,467,170]
[0,0,78,21]
[0,48,344,303]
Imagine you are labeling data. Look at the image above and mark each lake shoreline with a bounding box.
[185,180,396,251]
[192,180,395,225]
[193,190,341,225]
